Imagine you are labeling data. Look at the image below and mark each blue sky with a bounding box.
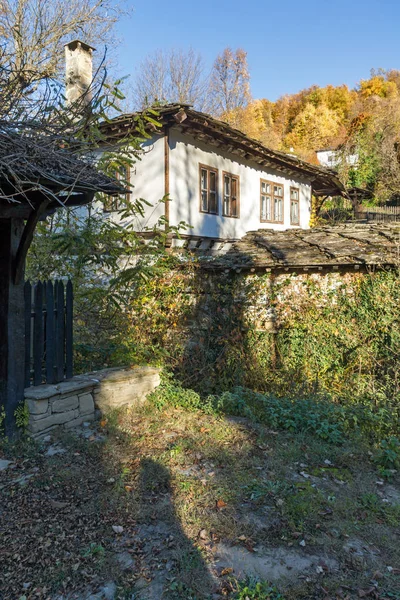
[114,0,400,101]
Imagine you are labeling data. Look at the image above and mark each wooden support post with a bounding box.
[0,218,26,436]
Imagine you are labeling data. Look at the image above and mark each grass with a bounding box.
[1,395,400,599]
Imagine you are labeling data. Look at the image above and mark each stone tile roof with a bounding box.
[102,103,345,197]
[196,224,400,271]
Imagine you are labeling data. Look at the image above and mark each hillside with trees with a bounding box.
[222,69,400,203]
[133,47,400,202]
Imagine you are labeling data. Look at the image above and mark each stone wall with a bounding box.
[25,366,160,438]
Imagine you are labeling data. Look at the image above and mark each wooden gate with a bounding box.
[24,280,73,387]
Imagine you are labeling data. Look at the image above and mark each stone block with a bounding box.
[28,409,79,434]
[25,385,59,401]
[79,393,94,415]
[30,409,51,421]
[52,395,79,413]
[64,413,94,429]
[56,378,97,395]
[26,398,49,415]
[93,368,160,413]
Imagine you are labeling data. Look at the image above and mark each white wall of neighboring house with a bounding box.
[168,129,312,239]
[316,149,358,168]
[316,150,340,168]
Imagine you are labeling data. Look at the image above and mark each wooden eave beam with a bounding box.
[181,118,320,181]
[14,198,50,284]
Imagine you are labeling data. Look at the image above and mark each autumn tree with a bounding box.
[132,48,207,110]
[0,0,125,92]
[209,47,251,125]
[284,103,343,160]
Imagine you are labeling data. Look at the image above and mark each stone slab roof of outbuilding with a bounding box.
[193,224,400,271]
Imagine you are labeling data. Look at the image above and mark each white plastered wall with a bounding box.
[168,129,312,239]
[77,135,167,229]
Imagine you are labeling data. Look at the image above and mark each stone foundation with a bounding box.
[25,366,160,438]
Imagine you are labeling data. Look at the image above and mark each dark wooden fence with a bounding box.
[355,205,400,222]
[24,280,73,388]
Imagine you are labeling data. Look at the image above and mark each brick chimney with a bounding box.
[64,40,95,106]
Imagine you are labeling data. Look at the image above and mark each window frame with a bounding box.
[199,163,219,215]
[222,171,240,218]
[103,163,131,213]
[260,179,284,224]
[290,186,300,226]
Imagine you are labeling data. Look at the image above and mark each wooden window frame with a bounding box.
[290,186,300,226]
[260,180,284,224]
[199,164,219,215]
[103,164,130,213]
[222,171,240,218]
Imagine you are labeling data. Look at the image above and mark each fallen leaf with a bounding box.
[49,500,68,510]
[216,499,227,510]
[199,529,207,540]
[357,588,376,598]
[112,525,124,534]
[220,567,233,576]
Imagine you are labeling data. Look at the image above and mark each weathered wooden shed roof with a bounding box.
[196,224,400,271]
[0,129,125,215]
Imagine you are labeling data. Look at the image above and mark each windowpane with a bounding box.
[291,188,299,200]
[291,200,299,224]
[201,190,208,211]
[200,165,219,214]
[209,171,216,192]
[224,176,230,196]
[261,195,267,220]
[201,169,207,191]
[274,197,282,221]
[209,191,217,214]
[224,197,229,215]
[231,178,237,198]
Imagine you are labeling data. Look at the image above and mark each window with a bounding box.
[103,163,130,212]
[222,172,240,217]
[290,187,300,225]
[199,164,218,214]
[260,180,284,223]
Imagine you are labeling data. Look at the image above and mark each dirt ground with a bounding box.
[1,403,400,599]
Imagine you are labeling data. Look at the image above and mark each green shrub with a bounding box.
[234,578,285,600]
[375,436,400,473]
[150,378,400,446]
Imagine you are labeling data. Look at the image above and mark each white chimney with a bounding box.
[64,40,95,106]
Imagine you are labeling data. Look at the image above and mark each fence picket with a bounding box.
[46,281,55,384]
[55,280,65,382]
[65,280,73,380]
[33,281,44,386]
[24,281,31,388]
